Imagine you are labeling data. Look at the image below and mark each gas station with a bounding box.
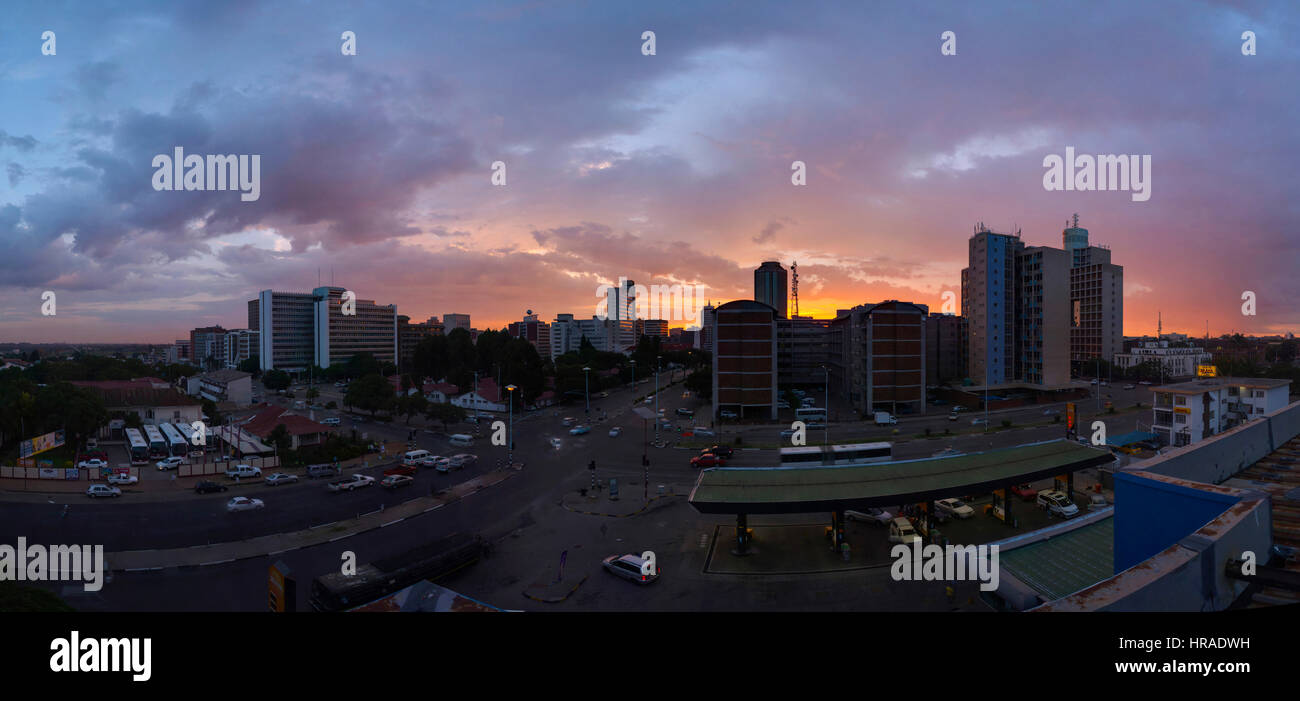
[688,439,1115,556]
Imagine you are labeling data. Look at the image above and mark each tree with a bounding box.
[345,374,395,416]
[685,368,711,400]
[237,356,260,377]
[305,387,320,403]
[424,402,466,431]
[397,394,428,425]
[262,369,291,392]
[267,424,292,458]
[201,399,224,426]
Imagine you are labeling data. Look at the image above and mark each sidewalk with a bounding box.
[105,468,518,572]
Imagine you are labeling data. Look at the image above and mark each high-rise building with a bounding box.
[711,300,778,420]
[397,315,442,370]
[777,315,834,387]
[830,301,928,416]
[223,329,259,369]
[605,278,638,322]
[699,303,716,353]
[754,261,788,319]
[635,319,669,340]
[925,313,967,385]
[247,299,259,331]
[188,326,228,369]
[1064,217,1124,374]
[258,290,316,372]
[508,313,551,357]
[962,224,1023,386]
[313,286,397,369]
[444,314,471,332]
[1017,246,1071,386]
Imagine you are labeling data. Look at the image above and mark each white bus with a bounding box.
[403,449,431,466]
[794,407,827,422]
[125,428,149,465]
[143,425,168,459]
[159,422,189,457]
[779,442,892,466]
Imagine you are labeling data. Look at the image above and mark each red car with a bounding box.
[690,454,727,468]
[1010,483,1037,501]
[383,464,417,477]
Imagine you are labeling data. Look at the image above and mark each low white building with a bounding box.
[1152,376,1291,447]
[452,377,508,413]
[1113,341,1212,378]
[187,369,254,406]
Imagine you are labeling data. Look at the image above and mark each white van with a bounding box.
[888,517,921,544]
[403,449,431,466]
[448,434,474,447]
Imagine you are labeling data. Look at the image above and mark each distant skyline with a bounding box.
[2,1,1298,343]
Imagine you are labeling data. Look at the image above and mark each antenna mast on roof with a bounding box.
[791,261,800,317]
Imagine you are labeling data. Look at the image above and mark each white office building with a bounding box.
[1151,377,1291,447]
[1114,341,1212,378]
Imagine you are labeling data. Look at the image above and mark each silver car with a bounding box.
[265,472,299,486]
[601,554,659,584]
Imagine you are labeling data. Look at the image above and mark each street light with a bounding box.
[505,384,517,466]
[583,367,591,418]
[654,356,661,443]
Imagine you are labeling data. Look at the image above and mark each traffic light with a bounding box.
[588,460,596,471]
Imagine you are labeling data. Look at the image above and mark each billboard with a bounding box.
[1197,365,1217,378]
[18,430,66,459]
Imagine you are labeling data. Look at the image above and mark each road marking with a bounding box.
[124,567,163,572]
[309,521,336,529]
[422,504,444,513]
[199,559,234,566]
[328,534,349,543]
[381,518,404,527]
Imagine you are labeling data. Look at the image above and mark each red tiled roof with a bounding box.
[243,405,332,437]
[71,378,196,408]
[425,382,459,395]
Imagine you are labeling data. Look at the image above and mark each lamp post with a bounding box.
[505,384,516,466]
[583,367,591,418]
[654,356,661,443]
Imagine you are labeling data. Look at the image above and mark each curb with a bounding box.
[559,494,676,518]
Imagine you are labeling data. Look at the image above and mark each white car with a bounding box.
[1123,384,1136,390]
[86,484,122,498]
[1036,490,1079,518]
[845,507,893,524]
[156,456,186,471]
[226,496,265,512]
[971,418,987,426]
[78,458,109,470]
[609,426,622,437]
[548,438,562,449]
[935,498,975,519]
[106,473,138,486]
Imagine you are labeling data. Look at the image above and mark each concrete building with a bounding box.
[925,313,967,385]
[711,300,778,420]
[397,315,442,369]
[508,313,552,357]
[1152,377,1291,447]
[754,261,788,319]
[635,319,669,340]
[223,329,258,369]
[72,378,203,428]
[831,301,928,417]
[312,286,398,370]
[962,224,1023,386]
[189,326,228,370]
[1065,217,1124,374]
[186,369,254,406]
[1114,341,1212,378]
[443,314,471,332]
[700,303,716,353]
[1017,246,1072,386]
[257,290,317,372]
[777,315,835,388]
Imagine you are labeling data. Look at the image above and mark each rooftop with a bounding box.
[1158,376,1291,394]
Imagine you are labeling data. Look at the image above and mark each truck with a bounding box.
[327,474,375,492]
[874,411,897,426]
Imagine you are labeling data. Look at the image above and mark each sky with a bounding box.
[1,0,1298,343]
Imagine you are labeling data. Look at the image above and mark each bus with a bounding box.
[143,425,167,459]
[309,533,486,611]
[125,428,149,465]
[779,442,892,466]
[795,407,827,422]
[159,422,189,457]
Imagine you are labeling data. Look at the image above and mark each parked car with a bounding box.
[691,427,715,437]
[845,507,892,524]
[86,484,121,498]
[156,456,186,471]
[601,554,659,584]
[327,474,375,492]
[307,463,340,479]
[106,473,138,486]
[226,496,264,512]
[194,481,228,494]
[1087,493,1110,511]
[719,410,739,419]
[1010,483,1037,500]
[384,464,418,477]
[322,417,341,426]
[78,458,109,470]
[1123,384,1136,390]
[971,418,987,426]
[225,464,262,479]
[381,474,414,489]
[888,517,921,544]
[1043,409,1060,416]
[704,445,734,459]
[608,426,622,437]
[569,425,590,436]
[1036,490,1079,518]
[1139,380,1153,386]
[935,498,975,520]
[265,472,299,486]
[675,408,694,417]
[690,453,727,468]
